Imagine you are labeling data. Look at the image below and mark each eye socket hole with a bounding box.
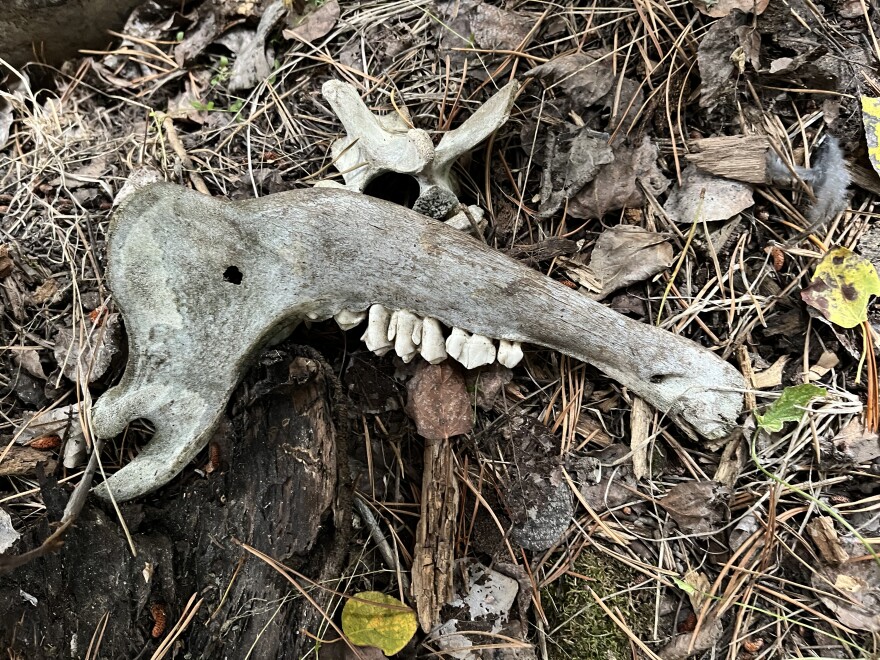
[363,172,419,208]
[223,265,243,285]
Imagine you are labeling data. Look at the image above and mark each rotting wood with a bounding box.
[0,343,343,659]
[412,436,457,632]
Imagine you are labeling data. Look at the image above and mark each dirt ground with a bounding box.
[1,0,880,658]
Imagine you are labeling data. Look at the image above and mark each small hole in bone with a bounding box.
[223,265,243,285]
[363,172,420,208]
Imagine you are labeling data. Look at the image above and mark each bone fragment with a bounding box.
[361,305,393,356]
[388,310,422,363]
[334,309,367,331]
[321,80,520,211]
[497,340,524,368]
[91,183,746,502]
[420,318,447,364]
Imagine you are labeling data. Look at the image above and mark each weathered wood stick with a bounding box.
[90,183,745,501]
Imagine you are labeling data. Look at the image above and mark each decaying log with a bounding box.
[0,345,344,659]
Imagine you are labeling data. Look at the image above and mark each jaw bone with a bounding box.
[90,183,746,503]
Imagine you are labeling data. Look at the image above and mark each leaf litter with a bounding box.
[2,0,880,657]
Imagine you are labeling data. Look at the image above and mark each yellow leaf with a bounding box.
[801,247,880,329]
[341,591,417,656]
[862,97,880,177]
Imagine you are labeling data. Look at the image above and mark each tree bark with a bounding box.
[0,344,347,659]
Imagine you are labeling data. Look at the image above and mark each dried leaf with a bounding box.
[752,355,788,389]
[568,137,669,219]
[801,247,880,329]
[283,0,339,42]
[537,126,614,217]
[341,591,417,656]
[13,349,47,380]
[755,384,826,433]
[588,225,673,299]
[825,417,880,464]
[228,0,286,91]
[807,516,849,565]
[527,52,617,110]
[682,569,711,610]
[664,165,754,224]
[659,481,730,535]
[630,397,653,481]
[863,97,880,179]
[53,313,122,384]
[691,0,769,17]
[406,361,473,440]
[812,561,880,632]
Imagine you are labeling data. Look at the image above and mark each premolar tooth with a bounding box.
[497,340,524,368]
[446,328,496,369]
[420,318,447,364]
[388,310,421,363]
[334,309,367,331]
[361,305,393,355]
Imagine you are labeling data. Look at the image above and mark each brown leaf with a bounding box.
[568,137,669,220]
[691,0,769,18]
[283,0,339,43]
[807,516,849,565]
[659,481,730,534]
[812,560,880,631]
[588,225,673,299]
[663,164,754,224]
[406,361,473,440]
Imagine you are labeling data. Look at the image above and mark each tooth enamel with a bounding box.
[334,309,367,330]
[361,305,393,355]
[388,310,421,362]
[446,327,469,363]
[464,333,496,369]
[497,340,524,368]
[420,318,447,364]
[445,328,496,369]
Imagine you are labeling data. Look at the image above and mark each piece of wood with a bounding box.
[412,436,457,632]
[685,135,771,184]
[0,445,57,477]
[0,344,343,659]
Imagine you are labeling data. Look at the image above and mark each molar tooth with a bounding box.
[361,305,393,355]
[497,340,524,368]
[420,318,447,364]
[389,310,421,363]
[334,309,367,331]
[463,334,496,369]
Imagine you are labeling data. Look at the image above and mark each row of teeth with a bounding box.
[331,305,524,369]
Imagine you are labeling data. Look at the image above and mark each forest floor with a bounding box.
[2,0,880,658]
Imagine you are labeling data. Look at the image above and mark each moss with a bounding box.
[543,550,654,660]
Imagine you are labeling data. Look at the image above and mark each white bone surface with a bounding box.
[420,318,447,364]
[334,309,367,331]
[497,340,524,368]
[462,333,496,369]
[362,305,393,355]
[388,310,421,363]
[90,183,747,502]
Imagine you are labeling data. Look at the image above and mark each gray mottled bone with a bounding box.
[91,183,745,501]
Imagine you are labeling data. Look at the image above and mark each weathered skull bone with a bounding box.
[91,183,745,502]
[319,80,516,362]
[319,79,518,221]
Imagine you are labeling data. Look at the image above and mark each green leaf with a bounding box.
[755,384,826,432]
[801,246,880,329]
[341,591,417,656]
[672,577,696,594]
